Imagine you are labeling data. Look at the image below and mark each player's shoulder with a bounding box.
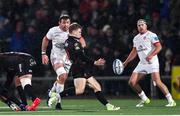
[48,26,59,32]
[147,31,158,37]
[133,33,140,41]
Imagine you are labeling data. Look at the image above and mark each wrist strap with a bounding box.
[41,51,46,55]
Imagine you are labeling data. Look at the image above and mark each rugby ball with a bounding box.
[113,59,124,75]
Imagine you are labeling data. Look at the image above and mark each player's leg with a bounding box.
[129,72,150,107]
[56,78,86,97]
[19,74,41,111]
[15,76,27,106]
[87,76,120,110]
[0,85,22,111]
[48,64,68,107]
[151,72,176,107]
[3,71,27,110]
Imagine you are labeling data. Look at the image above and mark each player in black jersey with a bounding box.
[0,52,41,111]
[49,23,120,111]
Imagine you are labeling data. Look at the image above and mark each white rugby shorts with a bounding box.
[50,49,72,73]
[133,62,159,74]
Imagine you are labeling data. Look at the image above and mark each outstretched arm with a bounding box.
[123,47,137,67]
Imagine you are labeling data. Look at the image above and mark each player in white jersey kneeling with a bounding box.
[123,19,176,107]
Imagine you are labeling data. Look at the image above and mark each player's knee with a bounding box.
[129,80,136,87]
[56,67,68,84]
[56,67,67,77]
[57,74,67,84]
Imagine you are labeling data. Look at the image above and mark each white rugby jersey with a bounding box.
[133,31,160,64]
[46,26,69,52]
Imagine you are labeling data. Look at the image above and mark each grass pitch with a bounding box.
[0,99,179,115]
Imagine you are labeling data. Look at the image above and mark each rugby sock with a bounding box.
[24,84,36,101]
[95,91,108,106]
[55,83,64,93]
[1,92,21,106]
[138,91,148,101]
[17,85,27,105]
[48,82,56,97]
[166,93,173,102]
[60,87,76,97]
[9,96,22,106]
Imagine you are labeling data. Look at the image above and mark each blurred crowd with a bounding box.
[0,0,180,76]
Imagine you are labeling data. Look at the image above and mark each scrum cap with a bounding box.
[137,19,147,25]
[59,14,70,21]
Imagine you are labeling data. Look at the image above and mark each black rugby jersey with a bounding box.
[64,36,94,65]
[0,52,36,69]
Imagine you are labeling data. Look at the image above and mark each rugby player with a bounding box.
[0,52,41,111]
[41,14,86,109]
[49,23,120,111]
[123,19,176,107]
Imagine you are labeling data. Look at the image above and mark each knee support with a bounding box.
[56,67,66,77]
[20,78,31,89]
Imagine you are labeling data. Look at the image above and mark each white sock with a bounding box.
[166,93,173,103]
[55,83,64,94]
[48,82,56,97]
[138,91,148,101]
[55,83,64,103]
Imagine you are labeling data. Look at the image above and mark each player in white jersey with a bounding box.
[123,19,176,107]
[41,15,86,109]
[41,14,71,109]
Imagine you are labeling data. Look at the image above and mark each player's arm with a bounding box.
[41,36,49,65]
[123,47,137,67]
[79,36,87,48]
[146,42,162,62]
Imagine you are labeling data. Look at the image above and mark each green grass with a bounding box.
[0,99,179,115]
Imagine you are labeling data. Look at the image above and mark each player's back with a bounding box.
[0,52,34,68]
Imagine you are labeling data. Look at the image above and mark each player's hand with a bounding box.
[42,54,49,65]
[123,62,128,68]
[94,58,106,66]
[146,55,153,62]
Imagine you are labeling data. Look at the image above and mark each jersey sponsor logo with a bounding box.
[137,45,147,52]
[29,59,36,66]
[74,43,80,50]
[154,36,159,41]
[54,43,65,49]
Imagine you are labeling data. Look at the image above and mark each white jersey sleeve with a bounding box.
[149,33,159,44]
[46,28,54,40]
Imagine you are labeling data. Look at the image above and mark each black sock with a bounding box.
[1,93,21,106]
[24,84,36,101]
[1,88,22,106]
[16,86,27,105]
[95,91,108,106]
[60,87,76,97]
[9,96,22,106]
[0,96,12,106]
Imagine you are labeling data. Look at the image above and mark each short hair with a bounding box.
[59,14,70,21]
[69,22,82,34]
